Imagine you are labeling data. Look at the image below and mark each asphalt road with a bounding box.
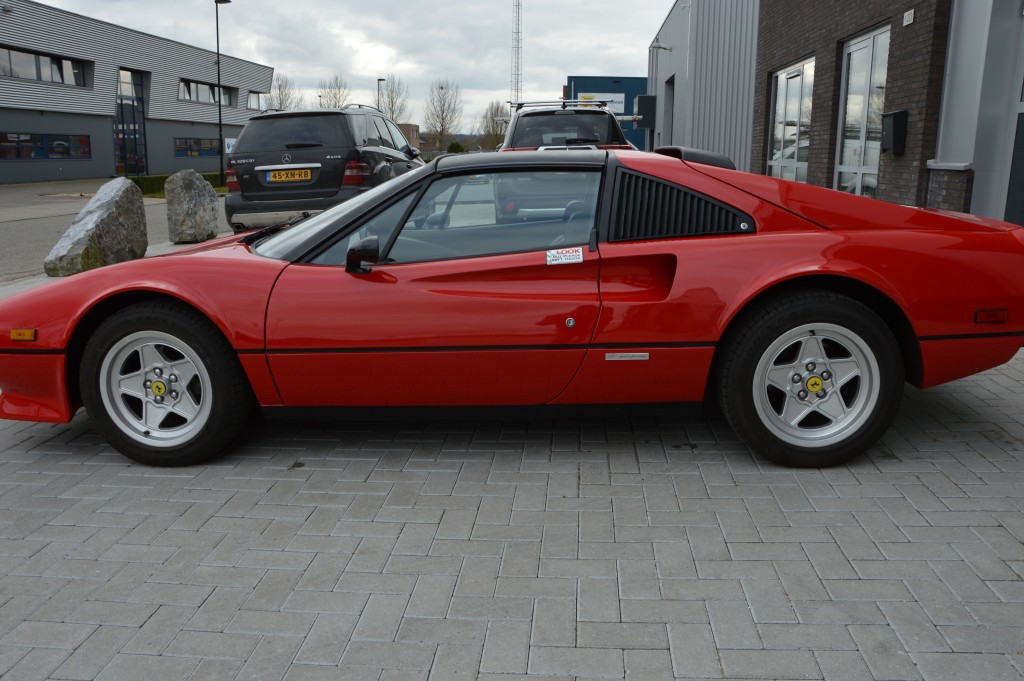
[0,178,232,285]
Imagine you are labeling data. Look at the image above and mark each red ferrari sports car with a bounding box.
[1,149,1022,467]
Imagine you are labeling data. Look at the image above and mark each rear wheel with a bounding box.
[718,291,903,467]
[80,302,253,466]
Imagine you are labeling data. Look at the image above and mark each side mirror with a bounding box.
[423,212,450,230]
[407,147,422,159]
[346,235,379,274]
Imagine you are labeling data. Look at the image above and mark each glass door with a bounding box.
[114,69,148,176]
[768,59,814,182]
[834,28,889,197]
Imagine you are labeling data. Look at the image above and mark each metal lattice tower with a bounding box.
[511,0,522,105]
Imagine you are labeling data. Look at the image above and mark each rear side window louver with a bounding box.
[611,170,755,242]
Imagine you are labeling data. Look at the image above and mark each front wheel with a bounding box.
[717,291,904,467]
[80,302,253,466]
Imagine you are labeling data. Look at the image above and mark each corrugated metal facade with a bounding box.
[648,0,759,172]
[0,0,273,181]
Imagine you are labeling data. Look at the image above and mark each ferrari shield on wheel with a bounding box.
[80,302,253,466]
[718,291,904,467]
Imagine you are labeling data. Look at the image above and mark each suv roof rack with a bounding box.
[342,103,384,114]
[508,99,611,111]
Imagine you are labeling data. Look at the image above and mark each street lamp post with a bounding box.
[377,78,385,110]
[215,0,231,187]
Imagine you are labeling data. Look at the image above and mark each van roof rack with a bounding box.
[508,99,611,111]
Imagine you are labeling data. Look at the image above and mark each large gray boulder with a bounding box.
[44,177,148,277]
[165,169,219,243]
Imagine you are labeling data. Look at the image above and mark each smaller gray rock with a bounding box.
[166,169,219,244]
[44,177,148,277]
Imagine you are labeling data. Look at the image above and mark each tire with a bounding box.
[80,302,254,466]
[717,291,903,467]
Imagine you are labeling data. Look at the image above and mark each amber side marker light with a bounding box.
[974,309,1008,324]
[9,329,36,341]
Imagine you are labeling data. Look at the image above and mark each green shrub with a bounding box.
[127,172,223,194]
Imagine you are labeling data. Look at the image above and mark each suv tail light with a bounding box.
[343,160,370,186]
[225,166,240,192]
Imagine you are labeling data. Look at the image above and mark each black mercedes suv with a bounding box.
[225,105,423,232]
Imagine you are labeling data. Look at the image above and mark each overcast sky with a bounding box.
[37,0,674,132]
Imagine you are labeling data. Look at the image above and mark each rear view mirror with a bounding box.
[346,235,379,274]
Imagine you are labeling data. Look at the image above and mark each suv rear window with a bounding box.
[233,113,355,152]
[509,110,627,148]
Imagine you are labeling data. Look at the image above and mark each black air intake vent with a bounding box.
[611,170,755,242]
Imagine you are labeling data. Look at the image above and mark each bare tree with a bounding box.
[265,74,304,111]
[476,100,508,151]
[378,73,410,123]
[422,78,463,152]
[316,74,350,108]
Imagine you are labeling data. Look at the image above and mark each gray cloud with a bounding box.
[38,0,672,128]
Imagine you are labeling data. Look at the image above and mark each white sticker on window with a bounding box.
[546,246,584,265]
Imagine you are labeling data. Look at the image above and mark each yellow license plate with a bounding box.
[268,169,311,182]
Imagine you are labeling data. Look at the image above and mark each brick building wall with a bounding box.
[927,168,974,213]
[752,0,956,208]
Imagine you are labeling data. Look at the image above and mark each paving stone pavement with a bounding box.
[0,351,1021,681]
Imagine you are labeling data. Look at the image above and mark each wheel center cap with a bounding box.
[805,376,823,393]
[151,380,167,397]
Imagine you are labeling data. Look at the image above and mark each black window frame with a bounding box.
[0,45,89,87]
[178,78,233,106]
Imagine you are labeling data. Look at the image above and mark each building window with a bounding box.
[115,69,148,176]
[835,27,890,197]
[0,45,88,86]
[767,59,814,182]
[0,132,91,159]
[179,79,232,106]
[247,92,266,109]
[174,138,221,157]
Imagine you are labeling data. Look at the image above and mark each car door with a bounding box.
[372,115,418,176]
[556,162,764,405]
[383,118,422,173]
[264,167,604,406]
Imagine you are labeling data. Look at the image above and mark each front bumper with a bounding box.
[0,351,73,422]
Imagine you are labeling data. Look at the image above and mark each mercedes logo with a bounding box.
[281,153,292,164]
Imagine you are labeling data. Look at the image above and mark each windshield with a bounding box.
[253,163,432,260]
[509,110,627,147]
[233,113,354,151]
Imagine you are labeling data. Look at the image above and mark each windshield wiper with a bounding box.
[239,212,314,245]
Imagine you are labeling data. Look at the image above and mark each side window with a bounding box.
[384,119,410,153]
[310,193,416,266]
[348,114,368,145]
[385,170,601,264]
[372,117,397,150]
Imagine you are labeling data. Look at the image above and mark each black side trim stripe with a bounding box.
[0,349,65,355]
[242,341,717,356]
[918,331,1024,342]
